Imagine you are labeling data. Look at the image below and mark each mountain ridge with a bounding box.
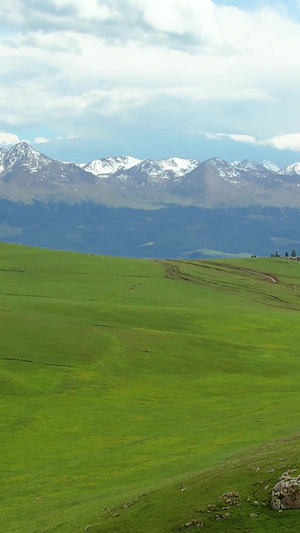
[1,142,300,207]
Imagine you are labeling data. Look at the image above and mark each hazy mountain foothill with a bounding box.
[0,142,300,258]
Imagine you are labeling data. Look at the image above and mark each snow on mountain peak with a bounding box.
[83,155,200,182]
[83,156,142,177]
[3,142,55,176]
[279,162,300,175]
[208,157,225,165]
[260,160,280,172]
[130,157,200,183]
[0,147,7,172]
[206,157,244,182]
[234,159,263,171]
[8,141,39,157]
[158,157,199,176]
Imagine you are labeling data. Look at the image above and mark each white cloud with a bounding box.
[53,0,119,21]
[1,1,300,155]
[206,133,259,145]
[266,134,300,151]
[0,131,22,145]
[206,131,300,152]
[34,136,50,143]
[55,134,78,140]
[132,0,220,43]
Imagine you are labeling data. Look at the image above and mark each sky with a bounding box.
[0,0,300,167]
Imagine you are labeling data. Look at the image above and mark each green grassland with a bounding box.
[1,243,300,532]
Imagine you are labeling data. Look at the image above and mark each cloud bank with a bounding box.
[0,131,23,145]
[0,1,299,160]
[206,132,300,152]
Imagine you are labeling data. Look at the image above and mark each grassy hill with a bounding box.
[1,243,300,532]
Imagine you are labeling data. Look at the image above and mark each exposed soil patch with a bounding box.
[155,259,296,311]
[210,262,278,283]
[181,259,278,284]
[156,260,200,284]
[157,259,278,286]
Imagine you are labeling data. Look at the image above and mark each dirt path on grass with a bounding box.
[156,261,192,282]
[204,262,278,283]
[156,259,278,285]
[232,266,277,283]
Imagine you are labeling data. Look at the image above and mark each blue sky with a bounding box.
[0,0,300,167]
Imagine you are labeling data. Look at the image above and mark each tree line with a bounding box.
[271,250,297,258]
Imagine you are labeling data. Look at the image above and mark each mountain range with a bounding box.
[1,142,300,259]
[1,142,300,208]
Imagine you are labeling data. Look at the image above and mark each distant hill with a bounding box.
[0,200,300,258]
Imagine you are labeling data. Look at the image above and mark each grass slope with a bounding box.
[1,244,300,532]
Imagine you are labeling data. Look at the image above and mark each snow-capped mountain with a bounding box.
[1,142,300,207]
[2,142,48,173]
[233,159,263,171]
[112,157,200,188]
[261,160,280,172]
[232,159,280,174]
[1,143,300,260]
[146,157,199,178]
[83,156,142,177]
[234,159,272,174]
[0,142,96,198]
[230,159,276,180]
[279,162,300,175]
[209,157,244,181]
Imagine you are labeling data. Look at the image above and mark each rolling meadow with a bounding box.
[1,243,300,532]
